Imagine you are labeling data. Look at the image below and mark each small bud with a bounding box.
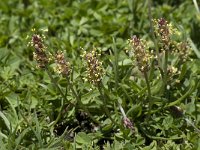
[123,117,134,131]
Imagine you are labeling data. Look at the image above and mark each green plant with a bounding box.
[1,0,200,149]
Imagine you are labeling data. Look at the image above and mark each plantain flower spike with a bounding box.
[55,51,71,77]
[30,33,49,68]
[129,36,151,73]
[82,48,104,86]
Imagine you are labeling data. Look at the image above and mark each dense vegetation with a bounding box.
[0,0,200,149]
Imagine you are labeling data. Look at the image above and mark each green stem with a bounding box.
[112,37,118,90]
[185,118,200,134]
[195,91,199,120]
[45,68,75,128]
[46,67,99,125]
[144,71,152,119]
[118,102,126,118]
[97,84,118,125]
[148,0,161,68]
[45,68,74,107]
[66,78,80,102]
[193,0,200,13]
[139,125,184,140]
[147,0,153,38]
[163,49,169,91]
[66,78,100,125]
[112,37,127,124]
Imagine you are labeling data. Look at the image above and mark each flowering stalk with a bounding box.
[82,47,134,130]
[30,34,73,104]
[30,34,70,104]
[30,33,75,128]
[119,103,134,131]
[30,33,49,69]
[177,41,191,63]
[54,51,100,124]
[113,38,134,131]
[144,70,152,119]
[82,48,115,124]
[153,18,172,91]
[55,51,71,77]
[97,84,118,125]
[82,48,104,86]
[129,36,151,73]
[68,78,100,125]
[129,36,152,118]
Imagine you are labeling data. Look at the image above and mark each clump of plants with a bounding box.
[25,18,200,149]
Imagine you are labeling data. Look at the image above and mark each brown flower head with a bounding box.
[82,48,104,85]
[55,51,71,77]
[123,117,134,131]
[129,36,152,73]
[30,34,48,68]
[177,41,191,62]
[153,18,171,49]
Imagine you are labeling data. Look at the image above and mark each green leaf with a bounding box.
[81,89,100,104]
[189,38,200,58]
[126,103,142,118]
[178,63,187,81]
[167,84,196,107]
[0,111,11,131]
[76,132,92,145]
[118,59,132,66]
[5,93,19,108]
[30,96,38,109]
[0,66,15,81]
[0,132,8,139]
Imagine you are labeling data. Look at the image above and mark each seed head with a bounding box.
[29,34,48,68]
[123,117,134,131]
[177,41,191,62]
[129,36,152,73]
[55,51,71,77]
[82,48,104,85]
[153,18,172,49]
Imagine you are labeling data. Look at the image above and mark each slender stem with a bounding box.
[148,0,153,37]
[144,71,151,99]
[144,71,152,119]
[148,0,161,67]
[51,87,69,127]
[112,37,127,124]
[139,125,184,140]
[66,78,100,125]
[163,49,169,91]
[193,0,200,13]
[195,91,199,120]
[185,118,200,134]
[97,84,118,125]
[46,66,100,124]
[45,68,74,107]
[118,103,126,118]
[66,78,80,102]
[45,67,76,128]
[112,37,118,90]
